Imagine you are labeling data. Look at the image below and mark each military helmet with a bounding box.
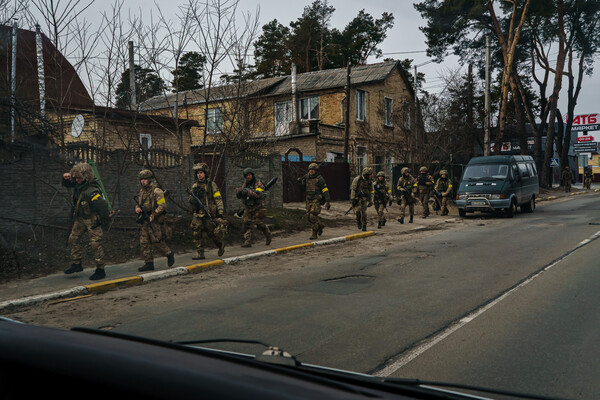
[401,167,410,174]
[377,171,385,177]
[193,163,208,173]
[243,167,254,176]
[362,167,374,176]
[70,163,94,181]
[420,166,428,173]
[440,169,448,175]
[139,169,153,180]
[308,162,319,171]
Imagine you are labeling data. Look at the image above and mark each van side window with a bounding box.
[530,162,538,176]
[511,164,519,180]
[526,163,535,177]
[518,163,529,177]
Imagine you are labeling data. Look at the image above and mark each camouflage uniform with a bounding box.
[434,170,453,216]
[584,167,593,190]
[396,167,415,224]
[62,163,110,280]
[562,166,574,193]
[298,163,331,240]
[416,166,434,218]
[136,169,174,271]
[350,167,374,231]
[236,167,272,248]
[189,163,225,259]
[373,171,391,228]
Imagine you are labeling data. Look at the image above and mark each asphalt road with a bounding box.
[10,194,600,399]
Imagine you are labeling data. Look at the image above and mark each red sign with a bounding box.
[578,135,593,142]
[573,114,598,125]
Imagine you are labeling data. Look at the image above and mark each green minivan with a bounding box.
[456,155,539,217]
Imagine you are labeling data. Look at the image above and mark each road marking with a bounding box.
[373,229,600,378]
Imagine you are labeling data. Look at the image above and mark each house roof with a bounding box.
[0,25,94,109]
[67,105,199,127]
[140,60,413,111]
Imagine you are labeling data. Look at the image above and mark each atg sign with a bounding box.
[572,114,600,132]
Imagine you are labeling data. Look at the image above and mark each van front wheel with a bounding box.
[506,200,517,218]
[458,208,466,217]
[522,196,535,213]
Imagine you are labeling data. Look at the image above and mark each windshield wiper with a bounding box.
[382,377,569,400]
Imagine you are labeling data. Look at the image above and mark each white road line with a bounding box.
[374,229,600,378]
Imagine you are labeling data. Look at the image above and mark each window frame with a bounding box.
[206,108,223,134]
[356,89,366,121]
[299,96,319,120]
[384,97,393,127]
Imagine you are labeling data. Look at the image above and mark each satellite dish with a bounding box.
[71,115,84,138]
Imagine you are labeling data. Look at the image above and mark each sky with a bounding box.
[39,0,600,118]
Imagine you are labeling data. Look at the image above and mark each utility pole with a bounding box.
[128,41,136,110]
[414,65,418,151]
[11,19,18,142]
[343,58,351,162]
[484,34,491,156]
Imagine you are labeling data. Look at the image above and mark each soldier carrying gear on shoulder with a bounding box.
[136,169,175,271]
[434,169,453,216]
[417,166,434,218]
[561,166,574,193]
[396,167,416,224]
[236,167,272,248]
[298,162,331,240]
[62,162,110,281]
[350,167,374,231]
[189,163,226,259]
[373,171,391,229]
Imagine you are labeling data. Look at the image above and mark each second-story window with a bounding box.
[356,89,366,121]
[207,108,223,133]
[300,96,319,120]
[384,97,393,126]
[274,101,292,136]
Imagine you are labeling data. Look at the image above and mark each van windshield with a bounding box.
[463,164,509,181]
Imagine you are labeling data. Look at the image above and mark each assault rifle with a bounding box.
[235,177,278,218]
[134,195,154,233]
[187,188,217,227]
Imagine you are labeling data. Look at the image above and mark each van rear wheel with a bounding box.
[522,196,535,213]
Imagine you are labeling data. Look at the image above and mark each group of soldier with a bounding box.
[61,160,453,280]
[348,165,453,230]
[561,165,594,192]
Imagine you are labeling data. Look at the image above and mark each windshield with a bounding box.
[1,2,596,400]
[462,164,509,180]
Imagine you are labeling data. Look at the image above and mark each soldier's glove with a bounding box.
[351,198,359,207]
[367,201,373,207]
[240,188,249,197]
[325,202,330,210]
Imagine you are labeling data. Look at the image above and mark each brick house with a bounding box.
[141,60,420,175]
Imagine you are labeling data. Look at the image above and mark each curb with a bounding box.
[0,231,376,313]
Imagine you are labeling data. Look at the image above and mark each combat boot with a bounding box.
[167,252,175,267]
[357,220,362,230]
[64,263,83,274]
[409,216,413,223]
[398,217,404,224]
[383,218,386,226]
[192,250,205,260]
[310,229,318,240]
[89,268,106,281]
[377,221,382,229]
[138,262,154,272]
[265,231,272,246]
[362,224,367,232]
[317,223,324,236]
[241,241,252,248]
[218,242,225,257]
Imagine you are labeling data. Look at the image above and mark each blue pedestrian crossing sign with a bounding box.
[550,158,560,167]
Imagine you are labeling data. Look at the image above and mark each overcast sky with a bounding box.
[77,0,599,118]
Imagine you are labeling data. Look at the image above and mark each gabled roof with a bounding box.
[141,60,414,111]
[0,25,94,109]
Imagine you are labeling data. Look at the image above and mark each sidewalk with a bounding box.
[0,201,453,311]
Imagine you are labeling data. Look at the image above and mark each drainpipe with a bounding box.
[11,20,17,142]
[291,63,298,129]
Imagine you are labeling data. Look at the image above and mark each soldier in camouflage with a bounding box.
[584,166,593,190]
[136,169,175,271]
[62,162,110,280]
[562,166,574,193]
[189,163,225,259]
[350,167,374,231]
[417,166,434,218]
[434,169,453,216]
[396,167,415,224]
[373,171,391,228]
[297,163,331,240]
[236,167,272,248]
